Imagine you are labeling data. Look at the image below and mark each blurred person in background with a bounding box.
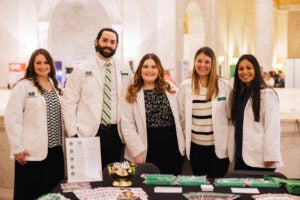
[263,71,274,87]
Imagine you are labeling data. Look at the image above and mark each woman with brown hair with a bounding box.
[4,48,64,199]
[178,46,232,178]
[121,53,185,175]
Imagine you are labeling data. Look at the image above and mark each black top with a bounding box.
[235,87,251,158]
[144,89,175,128]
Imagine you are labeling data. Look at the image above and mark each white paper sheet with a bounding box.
[66,137,102,183]
[154,187,182,193]
[231,187,260,194]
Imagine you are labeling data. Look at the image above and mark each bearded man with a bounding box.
[62,28,132,169]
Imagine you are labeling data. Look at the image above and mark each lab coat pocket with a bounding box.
[247,131,264,153]
[81,76,103,97]
[25,95,39,108]
[23,129,45,157]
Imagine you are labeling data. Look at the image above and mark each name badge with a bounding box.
[217,97,226,101]
[121,72,129,79]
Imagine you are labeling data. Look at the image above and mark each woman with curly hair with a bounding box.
[121,53,185,175]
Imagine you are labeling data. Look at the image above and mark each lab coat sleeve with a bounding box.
[4,82,26,155]
[263,89,281,162]
[120,100,146,159]
[177,82,186,137]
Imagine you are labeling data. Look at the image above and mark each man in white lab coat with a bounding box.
[62,28,132,169]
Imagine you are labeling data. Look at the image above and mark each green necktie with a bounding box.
[101,62,111,125]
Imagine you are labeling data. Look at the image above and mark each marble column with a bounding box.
[255,0,274,72]
[18,1,38,60]
[156,0,176,71]
[38,22,50,49]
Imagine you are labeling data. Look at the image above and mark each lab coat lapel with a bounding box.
[212,80,222,119]
[166,92,175,115]
[137,89,147,127]
[91,56,104,87]
[115,60,123,96]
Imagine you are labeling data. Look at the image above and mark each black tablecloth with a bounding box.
[52,175,290,200]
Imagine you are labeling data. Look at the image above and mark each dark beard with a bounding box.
[95,45,116,58]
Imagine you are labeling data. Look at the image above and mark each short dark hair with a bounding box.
[96,28,119,43]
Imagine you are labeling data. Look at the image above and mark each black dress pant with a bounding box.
[190,143,229,178]
[146,125,184,175]
[234,157,276,171]
[14,146,64,200]
[96,124,124,169]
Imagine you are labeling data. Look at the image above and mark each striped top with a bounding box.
[43,89,62,148]
[191,87,214,146]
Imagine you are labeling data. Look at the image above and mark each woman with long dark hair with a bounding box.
[228,54,283,171]
[4,48,64,199]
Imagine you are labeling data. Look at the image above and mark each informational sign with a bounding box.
[8,62,26,88]
[66,137,102,183]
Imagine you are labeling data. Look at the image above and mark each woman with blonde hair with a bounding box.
[178,46,232,178]
[121,53,185,175]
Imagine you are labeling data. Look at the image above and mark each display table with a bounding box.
[52,177,290,200]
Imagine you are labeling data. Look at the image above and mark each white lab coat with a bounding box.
[62,55,132,138]
[4,79,62,161]
[120,89,185,162]
[228,88,284,168]
[178,78,232,160]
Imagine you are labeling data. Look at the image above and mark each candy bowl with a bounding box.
[107,161,137,187]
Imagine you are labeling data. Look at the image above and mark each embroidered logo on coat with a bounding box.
[85,71,93,76]
[27,91,36,97]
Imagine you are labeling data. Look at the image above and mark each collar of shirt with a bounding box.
[95,54,114,68]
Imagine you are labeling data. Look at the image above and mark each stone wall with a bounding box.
[277,118,300,178]
[0,116,14,188]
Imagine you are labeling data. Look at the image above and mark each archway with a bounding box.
[49,0,109,68]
